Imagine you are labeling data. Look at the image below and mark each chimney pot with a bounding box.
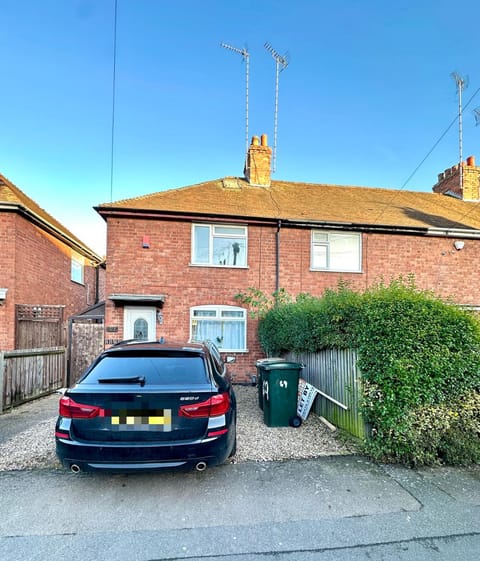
[260,134,268,146]
[466,155,476,167]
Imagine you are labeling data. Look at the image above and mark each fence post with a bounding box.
[0,351,4,412]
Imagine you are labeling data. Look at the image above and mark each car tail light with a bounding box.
[59,397,104,419]
[179,392,231,418]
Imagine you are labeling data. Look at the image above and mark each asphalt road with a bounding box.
[0,456,479,561]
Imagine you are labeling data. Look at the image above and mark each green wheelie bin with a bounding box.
[261,361,303,427]
[256,358,286,410]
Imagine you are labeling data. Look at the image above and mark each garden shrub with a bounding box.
[398,392,480,466]
[357,279,480,465]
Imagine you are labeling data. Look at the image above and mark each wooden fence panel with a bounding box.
[0,347,65,411]
[16,305,65,348]
[287,349,368,439]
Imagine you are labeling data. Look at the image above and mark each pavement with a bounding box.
[0,394,479,560]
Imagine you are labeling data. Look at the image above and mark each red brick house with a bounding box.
[0,174,105,351]
[96,135,480,382]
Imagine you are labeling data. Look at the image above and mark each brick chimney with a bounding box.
[433,155,480,201]
[244,134,272,187]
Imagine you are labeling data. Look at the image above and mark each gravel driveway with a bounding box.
[0,386,354,471]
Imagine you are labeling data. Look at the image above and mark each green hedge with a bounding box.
[238,279,480,465]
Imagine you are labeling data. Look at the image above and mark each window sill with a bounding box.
[189,263,249,269]
[310,268,362,274]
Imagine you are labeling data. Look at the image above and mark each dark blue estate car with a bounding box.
[55,340,236,473]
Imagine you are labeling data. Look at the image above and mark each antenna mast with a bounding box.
[451,72,468,191]
[264,42,289,173]
[221,43,250,160]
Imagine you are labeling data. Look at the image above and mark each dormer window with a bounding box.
[192,224,247,267]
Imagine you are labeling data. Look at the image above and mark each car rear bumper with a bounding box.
[56,430,234,473]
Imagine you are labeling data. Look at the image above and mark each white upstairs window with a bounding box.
[311,231,362,272]
[192,224,247,267]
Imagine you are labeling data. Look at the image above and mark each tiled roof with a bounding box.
[0,173,102,260]
[97,176,480,232]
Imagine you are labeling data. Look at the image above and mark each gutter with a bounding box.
[426,228,480,239]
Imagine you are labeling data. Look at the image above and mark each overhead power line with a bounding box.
[399,85,480,191]
[371,82,480,228]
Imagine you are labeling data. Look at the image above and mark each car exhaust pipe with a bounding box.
[195,461,207,472]
[70,464,81,474]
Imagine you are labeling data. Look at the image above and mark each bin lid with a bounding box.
[256,357,285,366]
[260,361,303,371]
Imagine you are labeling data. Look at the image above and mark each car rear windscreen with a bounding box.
[83,354,209,386]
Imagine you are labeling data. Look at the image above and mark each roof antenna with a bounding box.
[451,71,468,191]
[110,0,118,203]
[221,43,250,162]
[264,42,289,174]
[473,107,480,127]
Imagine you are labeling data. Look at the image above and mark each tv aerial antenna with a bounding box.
[221,42,250,161]
[264,42,289,173]
[473,107,480,127]
[451,71,468,190]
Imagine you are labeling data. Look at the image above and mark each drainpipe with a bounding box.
[276,220,281,293]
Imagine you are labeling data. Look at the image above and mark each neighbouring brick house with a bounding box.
[96,135,480,383]
[0,173,105,351]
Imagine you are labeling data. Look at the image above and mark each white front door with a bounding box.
[124,306,156,341]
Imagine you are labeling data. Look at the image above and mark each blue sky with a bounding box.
[1,0,479,256]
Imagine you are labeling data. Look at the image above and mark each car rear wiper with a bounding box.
[98,376,146,387]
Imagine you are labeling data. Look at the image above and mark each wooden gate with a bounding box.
[16,305,65,348]
[68,321,104,385]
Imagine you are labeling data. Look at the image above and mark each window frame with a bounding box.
[191,223,248,268]
[311,230,362,273]
[190,305,247,352]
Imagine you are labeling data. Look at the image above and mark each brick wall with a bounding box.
[0,214,16,349]
[105,216,480,382]
[0,212,102,350]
